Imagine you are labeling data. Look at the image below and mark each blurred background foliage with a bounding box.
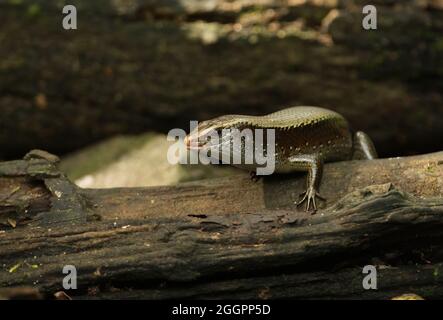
[1,0,443,186]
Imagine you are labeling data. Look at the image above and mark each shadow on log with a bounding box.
[0,150,443,299]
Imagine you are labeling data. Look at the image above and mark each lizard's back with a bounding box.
[256,106,346,129]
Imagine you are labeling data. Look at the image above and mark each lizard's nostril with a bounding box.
[184,135,190,148]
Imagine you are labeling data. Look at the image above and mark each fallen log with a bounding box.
[0,150,443,299]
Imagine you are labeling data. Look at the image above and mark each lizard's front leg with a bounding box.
[288,154,325,213]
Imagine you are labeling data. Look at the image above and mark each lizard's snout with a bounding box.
[184,134,202,150]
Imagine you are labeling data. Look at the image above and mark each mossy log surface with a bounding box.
[1,0,443,158]
[0,150,443,299]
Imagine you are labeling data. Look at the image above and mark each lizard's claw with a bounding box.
[295,187,325,213]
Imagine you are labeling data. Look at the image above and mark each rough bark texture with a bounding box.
[0,150,443,299]
[1,0,443,159]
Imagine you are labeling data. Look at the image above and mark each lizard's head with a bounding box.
[184,115,242,150]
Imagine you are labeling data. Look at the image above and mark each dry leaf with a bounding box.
[7,219,17,228]
[8,263,21,273]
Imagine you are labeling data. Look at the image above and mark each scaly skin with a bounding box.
[184,106,377,212]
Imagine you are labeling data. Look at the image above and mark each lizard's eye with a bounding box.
[214,127,224,136]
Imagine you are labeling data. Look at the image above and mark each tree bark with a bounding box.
[0,150,443,299]
[1,0,443,158]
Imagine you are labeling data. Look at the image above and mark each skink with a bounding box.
[184,106,377,212]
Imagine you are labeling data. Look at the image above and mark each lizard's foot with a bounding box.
[249,171,261,183]
[295,186,325,213]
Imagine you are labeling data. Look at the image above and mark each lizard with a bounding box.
[184,106,377,212]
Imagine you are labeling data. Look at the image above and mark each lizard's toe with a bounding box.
[295,187,326,213]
